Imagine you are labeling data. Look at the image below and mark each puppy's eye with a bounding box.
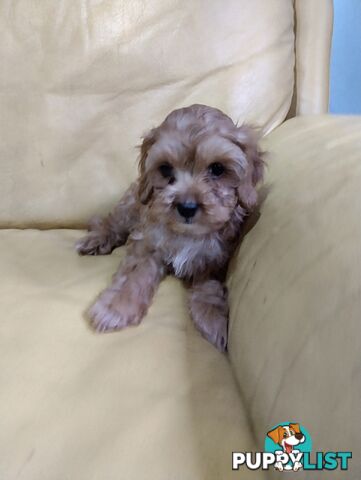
[159,163,173,178]
[208,162,225,177]
[283,432,288,438]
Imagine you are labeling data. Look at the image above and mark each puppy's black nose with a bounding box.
[295,433,304,441]
[177,202,198,219]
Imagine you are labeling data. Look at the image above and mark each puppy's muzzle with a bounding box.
[177,202,198,219]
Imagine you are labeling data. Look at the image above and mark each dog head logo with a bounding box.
[267,423,305,454]
[265,422,311,472]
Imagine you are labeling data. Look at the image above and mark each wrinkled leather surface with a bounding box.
[0,0,295,228]
[0,229,262,480]
[1,1,340,479]
[4,116,361,480]
[228,115,361,479]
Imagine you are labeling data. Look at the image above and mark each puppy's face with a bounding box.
[267,424,305,454]
[138,105,264,236]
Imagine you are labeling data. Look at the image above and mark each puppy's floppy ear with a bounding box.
[267,426,282,445]
[232,126,265,209]
[137,128,157,204]
[290,423,301,434]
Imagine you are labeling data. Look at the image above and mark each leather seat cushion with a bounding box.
[0,228,259,480]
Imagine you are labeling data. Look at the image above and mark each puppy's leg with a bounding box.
[188,279,228,352]
[88,247,165,331]
[76,183,139,255]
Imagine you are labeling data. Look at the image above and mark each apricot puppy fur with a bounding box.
[76,104,264,351]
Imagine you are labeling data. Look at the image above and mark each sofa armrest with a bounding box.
[227,115,361,471]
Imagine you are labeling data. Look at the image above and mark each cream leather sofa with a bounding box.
[2,1,360,479]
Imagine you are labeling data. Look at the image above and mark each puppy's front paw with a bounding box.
[198,313,228,352]
[88,288,143,332]
[76,231,113,256]
[189,280,229,352]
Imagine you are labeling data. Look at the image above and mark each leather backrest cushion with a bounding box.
[0,0,294,227]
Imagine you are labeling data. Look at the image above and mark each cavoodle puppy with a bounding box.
[76,104,264,351]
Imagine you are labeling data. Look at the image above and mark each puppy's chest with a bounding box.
[165,237,226,278]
